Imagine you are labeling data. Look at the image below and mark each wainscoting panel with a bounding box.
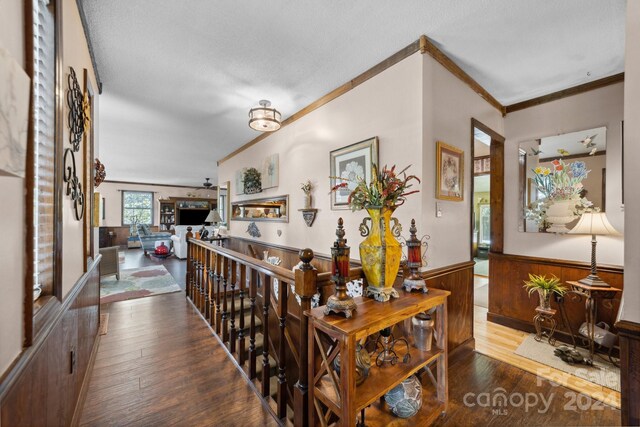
[488,253,623,338]
[616,319,640,426]
[0,258,100,426]
[421,261,475,356]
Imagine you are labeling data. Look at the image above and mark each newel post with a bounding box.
[186,226,193,299]
[294,248,317,427]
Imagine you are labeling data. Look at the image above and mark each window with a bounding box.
[122,191,153,225]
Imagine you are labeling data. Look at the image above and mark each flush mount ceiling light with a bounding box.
[248,99,281,132]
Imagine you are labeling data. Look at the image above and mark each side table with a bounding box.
[533,306,558,345]
[566,281,622,364]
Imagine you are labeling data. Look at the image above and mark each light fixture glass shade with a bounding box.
[568,212,620,236]
[205,209,222,224]
[248,99,281,132]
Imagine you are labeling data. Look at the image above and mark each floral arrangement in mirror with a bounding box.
[526,158,593,233]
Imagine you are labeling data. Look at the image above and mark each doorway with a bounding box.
[472,127,491,307]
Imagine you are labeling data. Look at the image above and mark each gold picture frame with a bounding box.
[436,141,464,201]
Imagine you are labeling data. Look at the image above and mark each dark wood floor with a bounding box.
[79,292,277,426]
[82,249,620,426]
[434,352,620,426]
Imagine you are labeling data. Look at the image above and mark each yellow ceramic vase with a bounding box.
[359,206,402,302]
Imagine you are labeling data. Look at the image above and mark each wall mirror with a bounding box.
[231,195,289,222]
[519,126,607,233]
[218,181,230,229]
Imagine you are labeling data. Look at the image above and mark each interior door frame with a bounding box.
[470,118,505,260]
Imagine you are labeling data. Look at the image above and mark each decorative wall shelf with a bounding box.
[231,195,289,222]
[298,208,318,227]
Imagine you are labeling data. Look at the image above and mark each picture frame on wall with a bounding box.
[329,137,379,210]
[436,141,464,201]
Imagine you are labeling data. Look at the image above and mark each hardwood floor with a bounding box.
[80,250,620,426]
[474,305,621,409]
[434,352,620,426]
[79,292,278,426]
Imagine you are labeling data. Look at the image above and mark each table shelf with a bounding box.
[307,289,450,426]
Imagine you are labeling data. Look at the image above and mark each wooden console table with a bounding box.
[306,289,450,426]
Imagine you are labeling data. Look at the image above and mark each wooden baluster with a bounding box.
[294,249,317,427]
[277,277,288,419]
[215,253,223,334]
[185,227,193,299]
[204,249,211,322]
[198,246,205,312]
[221,257,230,343]
[249,269,258,379]
[237,264,247,365]
[208,251,215,326]
[229,260,238,353]
[194,245,201,308]
[262,274,271,397]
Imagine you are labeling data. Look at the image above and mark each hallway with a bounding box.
[79,292,277,426]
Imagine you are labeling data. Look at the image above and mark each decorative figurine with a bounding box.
[324,218,357,318]
[402,219,428,293]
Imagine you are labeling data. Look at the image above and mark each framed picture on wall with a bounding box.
[436,141,464,201]
[329,137,379,210]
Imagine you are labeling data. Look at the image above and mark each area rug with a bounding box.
[474,259,489,276]
[514,334,620,392]
[100,265,181,304]
[474,284,488,308]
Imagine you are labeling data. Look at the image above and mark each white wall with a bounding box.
[98,181,216,227]
[620,1,640,323]
[219,53,424,259]
[422,54,504,268]
[0,0,26,376]
[503,83,625,265]
[0,0,99,373]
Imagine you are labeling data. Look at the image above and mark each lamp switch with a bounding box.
[436,203,443,218]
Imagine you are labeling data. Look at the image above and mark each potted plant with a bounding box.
[523,273,567,310]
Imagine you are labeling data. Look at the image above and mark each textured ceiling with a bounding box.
[82,0,626,186]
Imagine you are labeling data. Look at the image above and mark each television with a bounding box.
[178,209,209,225]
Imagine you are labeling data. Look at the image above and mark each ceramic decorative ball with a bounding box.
[384,375,423,418]
[155,242,169,256]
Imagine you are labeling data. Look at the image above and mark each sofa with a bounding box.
[171,225,216,259]
[136,224,173,255]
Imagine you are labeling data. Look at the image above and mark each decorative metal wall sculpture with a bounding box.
[246,222,261,238]
[94,158,106,187]
[64,67,85,220]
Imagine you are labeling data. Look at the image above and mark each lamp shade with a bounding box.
[205,209,222,224]
[568,212,620,236]
[248,100,281,132]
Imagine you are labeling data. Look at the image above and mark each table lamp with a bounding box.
[568,212,621,287]
[202,209,222,237]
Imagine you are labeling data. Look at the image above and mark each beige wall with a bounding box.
[422,54,504,267]
[98,182,216,227]
[621,1,640,323]
[0,0,99,374]
[219,53,424,260]
[0,0,27,377]
[503,83,624,265]
[218,52,504,269]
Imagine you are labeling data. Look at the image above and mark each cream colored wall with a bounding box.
[422,54,504,268]
[0,0,26,377]
[503,83,624,265]
[620,1,640,323]
[218,53,424,259]
[0,0,99,374]
[98,181,216,226]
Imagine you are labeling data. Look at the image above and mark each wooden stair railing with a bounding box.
[185,229,357,425]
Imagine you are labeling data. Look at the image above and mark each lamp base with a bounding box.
[365,286,400,302]
[578,274,611,288]
[402,278,428,293]
[324,295,357,318]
